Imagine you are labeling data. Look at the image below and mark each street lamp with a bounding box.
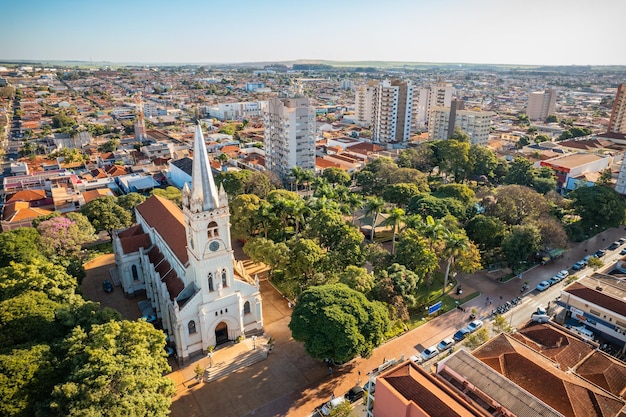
[252,335,257,350]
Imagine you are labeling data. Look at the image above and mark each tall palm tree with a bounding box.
[442,232,471,295]
[415,215,448,287]
[363,196,385,242]
[381,207,405,255]
[345,193,364,224]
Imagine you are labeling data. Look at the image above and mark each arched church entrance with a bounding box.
[215,322,229,345]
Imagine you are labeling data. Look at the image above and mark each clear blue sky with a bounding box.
[1,0,624,66]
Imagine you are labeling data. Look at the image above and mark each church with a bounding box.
[112,124,263,362]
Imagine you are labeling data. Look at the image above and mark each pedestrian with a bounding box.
[287,301,292,308]
[331,392,335,400]
[328,366,333,376]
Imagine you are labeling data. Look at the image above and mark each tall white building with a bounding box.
[608,84,626,136]
[413,81,455,130]
[355,82,378,126]
[428,102,494,146]
[264,97,315,179]
[113,124,263,362]
[355,80,414,143]
[526,89,557,121]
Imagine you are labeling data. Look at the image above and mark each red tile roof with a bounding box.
[576,352,626,398]
[6,189,47,202]
[136,195,188,265]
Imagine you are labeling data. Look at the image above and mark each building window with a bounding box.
[132,265,139,281]
[222,270,228,288]
[188,320,197,334]
[208,273,214,292]
[244,301,251,315]
[208,221,219,238]
[589,309,601,316]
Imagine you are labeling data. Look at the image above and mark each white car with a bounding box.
[467,319,483,332]
[421,346,440,360]
[536,281,551,291]
[437,338,455,351]
[557,270,569,279]
[320,397,346,416]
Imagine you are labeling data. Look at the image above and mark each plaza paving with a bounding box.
[82,227,626,417]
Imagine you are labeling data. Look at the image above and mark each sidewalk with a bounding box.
[169,227,626,417]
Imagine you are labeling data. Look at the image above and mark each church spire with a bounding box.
[191,123,219,211]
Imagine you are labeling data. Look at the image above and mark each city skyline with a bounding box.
[1,0,625,66]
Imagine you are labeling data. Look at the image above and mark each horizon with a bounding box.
[1,0,625,67]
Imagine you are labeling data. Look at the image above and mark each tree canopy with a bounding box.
[289,284,390,363]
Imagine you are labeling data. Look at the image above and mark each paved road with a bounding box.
[84,227,626,417]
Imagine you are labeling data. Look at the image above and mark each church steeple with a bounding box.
[190,123,219,212]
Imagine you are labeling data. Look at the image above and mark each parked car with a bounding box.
[548,275,562,286]
[467,319,483,332]
[536,281,551,291]
[102,279,113,293]
[557,270,569,278]
[345,385,365,403]
[453,327,471,342]
[320,397,346,415]
[421,346,439,360]
[620,248,626,255]
[608,242,620,250]
[409,354,423,364]
[618,238,626,245]
[594,249,606,258]
[437,338,455,351]
[572,260,586,270]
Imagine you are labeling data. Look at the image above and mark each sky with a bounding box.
[1,0,625,66]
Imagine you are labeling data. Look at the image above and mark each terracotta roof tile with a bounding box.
[577,352,626,397]
[82,189,114,203]
[564,282,626,317]
[136,195,187,265]
[120,233,151,255]
[6,189,47,202]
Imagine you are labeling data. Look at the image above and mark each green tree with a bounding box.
[381,207,405,255]
[491,314,512,334]
[504,157,535,187]
[545,115,558,123]
[442,232,481,294]
[0,228,44,268]
[468,144,498,179]
[448,126,470,142]
[396,145,435,172]
[217,170,253,196]
[98,138,119,153]
[289,284,390,363]
[596,168,613,186]
[465,215,506,251]
[435,139,470,182]
[80,196,132,239]
[569,185,626,231]
[338,266,375,294]
[502,224,541,268]
[394,229,438,284]
[465,328,489,349]
[51,320,175,417]
[587,256,603,271]
[382,183,420,207]
[322,167,351,187]
[285,238,324,282]
[151,186,182,207]
[491,185,550,225]
[433,183,475,205]
[230,194,262,241]
[363,197,385,241]
[118,192,147,221]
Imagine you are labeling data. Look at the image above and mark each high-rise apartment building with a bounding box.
[608,84,626,136]
[413,81,455,130]
[355,82,378,126]
[264,97,315,180]
[354,79,414,143]
[428,101,494,146]
[526,89,557,121]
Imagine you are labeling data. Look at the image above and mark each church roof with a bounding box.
[136,195,188,265]
[190,124,219,211]
[118,224,152,255]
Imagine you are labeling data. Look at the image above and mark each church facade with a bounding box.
[112,124,263,362]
